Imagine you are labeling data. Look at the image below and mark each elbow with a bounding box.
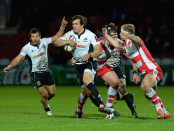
[54,40,61,47]
[98,49,102,56]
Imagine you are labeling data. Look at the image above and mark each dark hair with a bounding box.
[72,15,87,27]
[29,28,41,38]
[106,22,118,36]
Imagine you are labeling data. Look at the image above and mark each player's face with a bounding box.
[72,19,84,34]
[30,32,41,46]
[110,31,117,39]
[120,31,127,41]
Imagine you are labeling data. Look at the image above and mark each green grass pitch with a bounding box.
[0,85,173,131]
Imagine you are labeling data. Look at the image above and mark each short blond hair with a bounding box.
[121,24,135,34]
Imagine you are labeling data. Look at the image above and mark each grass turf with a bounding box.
[0,85,173,131]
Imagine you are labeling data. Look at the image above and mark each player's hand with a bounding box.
[3,67,10,74]
[61,16,68,28]
[81,54,90,61]
[68,37,76,47]
[71,57,77,65]
[102,27,108,37]
[133,73,140,84]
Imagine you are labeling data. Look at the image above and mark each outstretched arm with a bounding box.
[4,54,25,74]
[51,16,68,43]
[102,27,123,49]
[121,32,141,47]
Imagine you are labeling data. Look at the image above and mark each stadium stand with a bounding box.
[0,0,174,65]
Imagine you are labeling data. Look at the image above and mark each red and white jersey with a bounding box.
[122,39,162,82]
[97,37,111,68]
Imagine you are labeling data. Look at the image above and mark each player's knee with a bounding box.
[110,80,120,89]
[141,83,151,93]
[83,78,91,86]
[49,92,56,97]
[41,93,47,99]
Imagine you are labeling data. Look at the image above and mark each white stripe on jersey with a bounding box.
[138,47,157,69]
[123,39,159,73]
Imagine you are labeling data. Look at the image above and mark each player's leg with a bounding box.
[118,78,138,118]
[75,63,112,115]
[30,72,51,115]
[141,74,170,119]
[101,70,119,107]
[37,86,52,115]
[44,71,56,100]
[83,71,104,107]
[101,70,120,117]
[45,84,56,100]
[75,88,88,118]
[42,71,56,115]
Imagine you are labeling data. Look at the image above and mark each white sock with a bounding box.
[146,88,161,111]
[106,86,118,107]
[77,93,88,112]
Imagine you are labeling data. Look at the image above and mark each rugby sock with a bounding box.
[44,107,51,112]
[87,83,104,107]
[76,93,88,112]
[122,93,136,114]
[145,88,161,111]
[157,96,167,113]
[106,86,118,107]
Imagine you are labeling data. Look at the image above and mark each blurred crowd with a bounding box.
[0,0,174,65]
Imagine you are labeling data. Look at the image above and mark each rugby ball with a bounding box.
[64,35,76,52]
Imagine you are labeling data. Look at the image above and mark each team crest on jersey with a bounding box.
[37,81,41,86]
[83,37,88,42]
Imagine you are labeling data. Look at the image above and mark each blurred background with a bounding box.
[0,0,174,85]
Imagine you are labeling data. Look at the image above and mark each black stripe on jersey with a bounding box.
[88,44,94,61]
[26,55,32,74]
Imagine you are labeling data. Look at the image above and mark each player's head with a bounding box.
[72,15,87,34]
[29,28,41,46]
[120,24,135,40]
[106,22,118,39]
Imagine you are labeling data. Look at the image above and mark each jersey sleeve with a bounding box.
[42,37,52,46]
[90,33,100,46]
[20,45,28,56]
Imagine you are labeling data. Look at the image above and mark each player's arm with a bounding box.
[122,32,141,47]
[51,16,68,43]
[54,38,76,47]
[103,45,111,59]
[81,44,102,61]
[102,28,123,49]
[3,54,25,74]
[131,60,140,84]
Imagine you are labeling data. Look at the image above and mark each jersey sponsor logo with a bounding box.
[76,45,86,48]
[33,51,46,58]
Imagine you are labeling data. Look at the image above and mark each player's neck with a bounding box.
[77,28,84,35]
[31,41,40,47]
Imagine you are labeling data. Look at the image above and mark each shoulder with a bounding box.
[85,29,96,36]
[40,37,51,43]
[22,42,30,49]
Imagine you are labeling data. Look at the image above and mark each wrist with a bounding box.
[60,25,65,30]
[133,70,138,74]
[8,64,12,69]
[89,53,92,58]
